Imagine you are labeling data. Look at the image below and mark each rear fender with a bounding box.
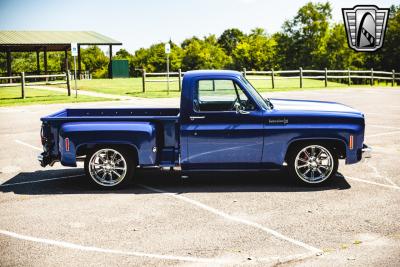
[58,121,156,167]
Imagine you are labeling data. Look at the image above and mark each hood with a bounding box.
[270,98,363,115]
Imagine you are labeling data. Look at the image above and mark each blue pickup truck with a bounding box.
[39,70,371,188]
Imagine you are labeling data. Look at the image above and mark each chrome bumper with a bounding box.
[362,144,372,159]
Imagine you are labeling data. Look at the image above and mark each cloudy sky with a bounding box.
[0,0,395,53]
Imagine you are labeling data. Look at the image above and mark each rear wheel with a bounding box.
[84,147,134,189]
[288,144,338,185]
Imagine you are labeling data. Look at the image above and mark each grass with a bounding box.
[60,77,182,98]
[57,76,399,99]
[0,86,113,107]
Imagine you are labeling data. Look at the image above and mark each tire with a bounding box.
[84,146,135,189]
[287,143,338,185]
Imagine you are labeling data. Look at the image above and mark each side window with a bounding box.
[195,79,253,112]
[198,80,237,102]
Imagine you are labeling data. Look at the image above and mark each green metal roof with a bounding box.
[0,31,122,51]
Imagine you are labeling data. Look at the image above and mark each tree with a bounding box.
[325,24,365,69]
[218,28,245,55]
[115,48,133,59]
[280,2,332,68]
[81,46,109,78]
[132,41,183,73]
[232,28,277,70]
[181,36,200,49]
[181,35,230,70]
[377,5,400,71]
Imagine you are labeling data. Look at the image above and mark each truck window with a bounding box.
[195,79,254,112]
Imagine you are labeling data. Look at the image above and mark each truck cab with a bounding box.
[39,70,371,188]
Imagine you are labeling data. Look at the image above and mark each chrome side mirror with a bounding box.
[234,102,249,114]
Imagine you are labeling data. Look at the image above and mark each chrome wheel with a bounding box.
[294,145,334,184]
[88,148,127,187]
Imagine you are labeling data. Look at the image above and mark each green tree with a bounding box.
[325,24,365,69]
[132,41,183,73]
[115,48,132,59]
[279,2,332,68]
[232,28,277,70]
[181,35,230,70]
[218,28,245,55]
[81,46,109,78]
[377,5,400,71]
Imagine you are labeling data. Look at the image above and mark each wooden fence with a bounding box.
[141,68,400,92]
[243,68,400,88]
[142,69,183,93]
[0,71,71,98]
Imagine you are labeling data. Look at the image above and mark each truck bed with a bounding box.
[40,108,180,167]
[41,108,180,122]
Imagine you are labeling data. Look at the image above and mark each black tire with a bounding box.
[287,143,338,186]
[84,146,135,189]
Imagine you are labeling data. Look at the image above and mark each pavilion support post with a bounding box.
[109,45,113,79]
[36,50,40,75]
[44,47,48,83]
[78,44,82,79]
[6,49,12,83]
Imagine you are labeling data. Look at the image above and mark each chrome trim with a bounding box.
[190,116,206,121]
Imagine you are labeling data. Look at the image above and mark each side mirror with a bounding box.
[234,102,249,114]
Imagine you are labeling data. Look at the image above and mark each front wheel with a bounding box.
[288,144,338,185]
[84,147,134,189]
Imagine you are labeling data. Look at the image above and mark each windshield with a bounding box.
[240,76,271,110]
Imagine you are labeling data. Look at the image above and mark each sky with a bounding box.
[0,0,396,54]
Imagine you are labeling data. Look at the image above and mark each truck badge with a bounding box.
[342,5,389,52]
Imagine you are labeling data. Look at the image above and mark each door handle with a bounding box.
[189,116,205,121]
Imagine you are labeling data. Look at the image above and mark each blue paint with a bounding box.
[39,70,368,172]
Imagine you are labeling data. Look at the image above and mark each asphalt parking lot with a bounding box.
[0,87,399,266]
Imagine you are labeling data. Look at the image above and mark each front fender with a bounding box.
[58,121,156,167]
[262,123,363,166]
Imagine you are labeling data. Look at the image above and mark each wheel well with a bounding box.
[285,139,346,161]
[77,143,139,164]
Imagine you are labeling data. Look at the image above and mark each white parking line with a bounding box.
[0,174,83,187]
[139,184,322,254]
[345,176,400,190]
[15,139,42,151]
[366,130,400,138]
[368,165,398,187]
[0,229,230,264]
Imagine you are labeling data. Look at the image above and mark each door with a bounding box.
[183,78,264,169]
